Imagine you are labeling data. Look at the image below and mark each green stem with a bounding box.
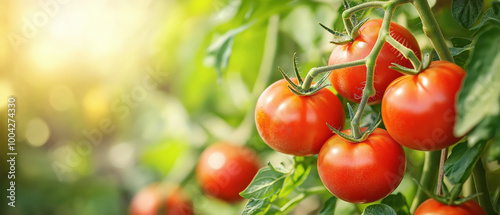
[280,193,306,212]
[342,1,386,37]
[473,158,496,215]
[343,1,386,16]
[385,36,422,71]
[350,1,401,139]
[280,186,328,213]
[303,186,329,195]
[410,151,441,213]
[411,0,454,62]
[301,59,365,91]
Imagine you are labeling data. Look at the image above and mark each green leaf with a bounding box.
[470,0,500,31]
[205,23,252,79]
[432,38,472,68]
[468,113,500,146]
[454,26,500,136]
[444,141,487,184]
[451,0,484,29]
[242,198,272,215]
[449,47,471,68]
[362,204,397,215]
[381,193,410,215]
[240,163,287,199]
[279,156,314,198]
[451,38,472,48]
[319,197,337,215]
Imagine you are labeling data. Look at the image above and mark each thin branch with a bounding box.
[436,148,448,195]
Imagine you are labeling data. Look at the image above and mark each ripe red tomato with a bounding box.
[328,19,421,104]
[196,142,260,202]
[414,198,487,215]
[317,128,406,204]
[129,184,193,215]
[381,61,466,151]
[255,78,345,156]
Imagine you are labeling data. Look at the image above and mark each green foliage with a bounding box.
[451,0,484,29]
[444,141,486,184]
[449,38,472,68]
[319,197,338,215]
[279,156,314,198]
[381,193,410,215]
[205,24,253,79]
[242,198,274,215]
[455,25,500,137]
[240,157,320,215]
[470,0,500,31]
[362,204,397,215]
[240,163,288,199]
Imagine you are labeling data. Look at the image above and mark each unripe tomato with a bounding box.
[317,128,406,203]
[255,78,345,156]
[196,142,260,203]
[328,19,421,104]
[414,198,487,215]
[382,61,466,151]
[129,184,193,215]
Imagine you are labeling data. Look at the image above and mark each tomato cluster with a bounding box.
[254,18,468,205]
[131,17,474,214]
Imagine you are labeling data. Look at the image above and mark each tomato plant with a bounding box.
[328,19,421,105]
[414,198,487,215]
[195,142,260,203]
[255,78,345,156]
[129,184,193,215]
[382,61,466,151]
[317,128,406,204]
[167,0,500,214]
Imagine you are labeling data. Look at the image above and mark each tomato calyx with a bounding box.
[390,49,432,75]
[278,53,330,96]
[318,23,352,45]
[414,180,480,206]
[319,1,371,45]
[327,103,382,143]
[319,18,369,45]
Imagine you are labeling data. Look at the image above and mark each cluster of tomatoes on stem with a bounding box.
[254,0,485,213]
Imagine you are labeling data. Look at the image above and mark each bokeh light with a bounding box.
[25,117,50,147]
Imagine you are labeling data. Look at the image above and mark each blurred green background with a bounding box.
[1,0,498,214]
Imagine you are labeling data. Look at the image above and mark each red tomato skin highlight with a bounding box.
[329,19,421,104]
[317,128,406,204]
[414,198,487,215]
[195,142,260,203]
[255,78,345,156]
[382,61,466,151]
